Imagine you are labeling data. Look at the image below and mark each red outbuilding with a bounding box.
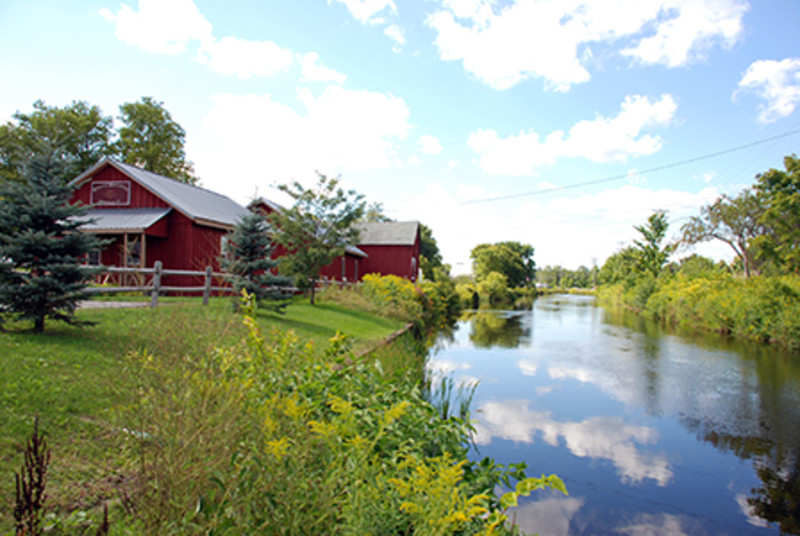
[69,157,249,286]
[350,221,421,282]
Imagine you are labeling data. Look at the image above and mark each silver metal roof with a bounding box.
[81,207,172,232]
[71,157,250,228]
[355,221,420,246]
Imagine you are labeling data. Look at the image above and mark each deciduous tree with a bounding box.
[681,188,766,277]
[116,97,198,184]
[471,241,535,288]
[269,173,365,305]
[631,210,675,278]
[0,100,113,183]
[754,154,800,273]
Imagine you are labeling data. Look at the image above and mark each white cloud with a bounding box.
[735,57,800,123]
[99,0,212,54]
[197,37,293,79]
[621,0,748,67]
[427,0,748,91]
[384,24,405,52]
[101,0,303,81]
[329,0,397,24]
[468,94,677,176]
[194,87,410,201]
[300,52,347,84]
[419,134,444,154]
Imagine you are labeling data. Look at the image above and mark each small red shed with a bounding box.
[69,157,249,286]
[351,221,421,282]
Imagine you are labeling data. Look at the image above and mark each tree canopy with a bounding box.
[754,154,800,273]
[681,188,766,277]
[631,210,675,278]
[0,100,113,183]
[269,173,365,304]
[419,223,444,281]
[116,96,198,185]
[470,241,535,288]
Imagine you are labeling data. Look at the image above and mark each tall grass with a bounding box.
[598,273,800,351]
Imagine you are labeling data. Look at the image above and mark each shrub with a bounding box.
[116,296,565,534]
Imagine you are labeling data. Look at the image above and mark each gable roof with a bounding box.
[70,157,250,229]
[355,221,420,246]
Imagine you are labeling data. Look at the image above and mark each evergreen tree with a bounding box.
[0,149,104,332]
[221,211,292,311]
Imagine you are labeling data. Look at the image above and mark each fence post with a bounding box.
[203,266,212,306]
[150,260,162,308]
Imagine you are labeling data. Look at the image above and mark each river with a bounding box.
[427,294,800,535]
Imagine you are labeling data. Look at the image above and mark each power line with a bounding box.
[461,128,800,205]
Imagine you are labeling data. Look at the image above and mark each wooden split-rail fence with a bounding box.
[83,261,235,308]
[84,261,350,308]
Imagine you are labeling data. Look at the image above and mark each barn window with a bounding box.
[87,249,101,266]
[91,180,131,206]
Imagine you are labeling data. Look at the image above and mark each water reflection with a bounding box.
[430,295,800,533]
[463,311,531,348]
[473,400,672,486]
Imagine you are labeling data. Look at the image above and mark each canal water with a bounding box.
[427,294,800,535]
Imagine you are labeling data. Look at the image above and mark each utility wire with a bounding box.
[461,128,800,205]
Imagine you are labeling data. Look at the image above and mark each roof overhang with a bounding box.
[79,207,172,234]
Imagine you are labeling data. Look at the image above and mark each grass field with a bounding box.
[0,296,406,529]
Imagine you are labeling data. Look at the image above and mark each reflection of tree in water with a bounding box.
[466,312,529,349]
[749,461,800,534]
[602,302,800,532]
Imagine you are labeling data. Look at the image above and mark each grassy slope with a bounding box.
[0,296,404,526]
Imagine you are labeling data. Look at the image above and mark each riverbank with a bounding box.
[597,273,800,351]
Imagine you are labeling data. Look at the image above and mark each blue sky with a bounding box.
[1,0,799,273]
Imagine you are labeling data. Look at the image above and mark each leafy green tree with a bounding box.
[471,241,535,288]
[754,154,800,273]
[362,201,392,222]
[116,97,198,184]
[0,150,104,332]
[631,210,675,278]
[476,271,510,305]
[598,246,638,285]
[681,188,766,277]
[419,223,444,280]
[221,211,293,311]
[0,100,113,183]
[270,173,365,305]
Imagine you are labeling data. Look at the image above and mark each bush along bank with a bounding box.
[597,272,800,351]
[106,294,566,535]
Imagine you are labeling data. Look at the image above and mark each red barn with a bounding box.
[69,157,249,286]
[251,198,420,283]
[350,221,421,282]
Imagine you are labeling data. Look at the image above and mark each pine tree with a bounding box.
[221,211,292,311]
[0,148,104,332]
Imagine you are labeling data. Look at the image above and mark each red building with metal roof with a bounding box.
[69,157,249,286]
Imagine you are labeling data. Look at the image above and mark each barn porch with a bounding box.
[81,207,171,286]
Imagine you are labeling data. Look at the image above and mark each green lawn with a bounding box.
[0,296,405,528]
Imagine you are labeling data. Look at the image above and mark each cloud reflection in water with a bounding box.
[473,399,673,486]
